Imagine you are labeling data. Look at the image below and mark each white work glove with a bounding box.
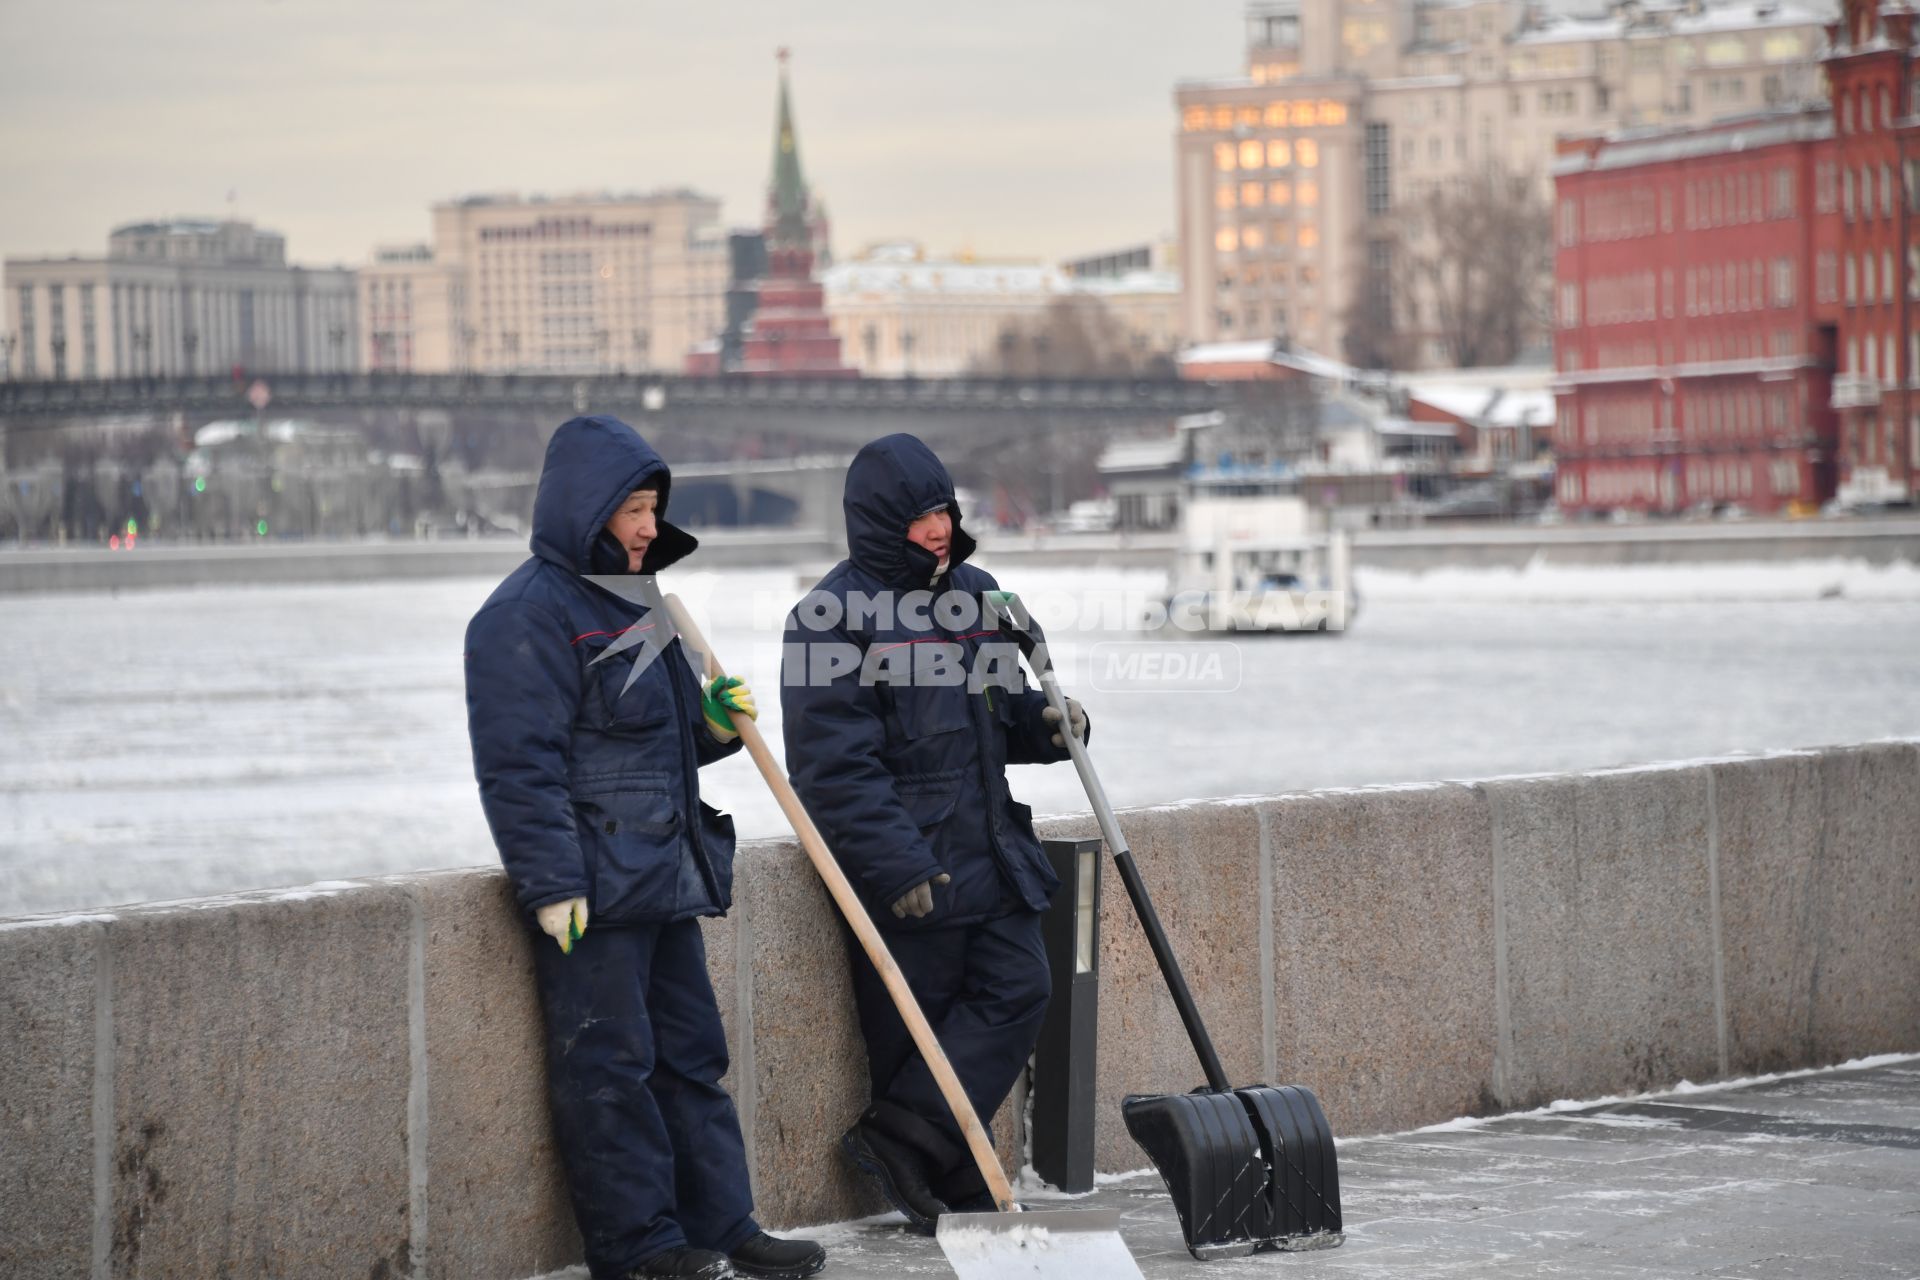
[891,873,952,919]
[535,896,589,954]
[1042,697,1087,747]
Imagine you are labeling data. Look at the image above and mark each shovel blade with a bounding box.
[935,1208,1145,1280]
[1123,1084,1343,1259]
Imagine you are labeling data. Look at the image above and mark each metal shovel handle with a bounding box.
[663,595,1018,1211]
[1016,630,1233,1094]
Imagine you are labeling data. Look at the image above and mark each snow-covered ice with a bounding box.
[3,559,1918,916]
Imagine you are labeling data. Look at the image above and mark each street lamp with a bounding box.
[1,333,15,383]
[183,329,199,377]
[632,327,650,373]
[901,328,916,379]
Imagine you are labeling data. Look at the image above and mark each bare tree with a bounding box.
[1340,234,1418,372]
[972,296,1176,379]
[1349,167,1553,369]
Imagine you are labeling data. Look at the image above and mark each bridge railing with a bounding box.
[0,372,1232,420]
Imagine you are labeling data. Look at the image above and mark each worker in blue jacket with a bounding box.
[465,415,824,1280]
[780,433,1087,1232]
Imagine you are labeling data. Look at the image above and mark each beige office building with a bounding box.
[5,219,357,380]
[1177,0,1832,367]
[359,245,466,374]
[359,190,730,373]
[823,242,1182,377]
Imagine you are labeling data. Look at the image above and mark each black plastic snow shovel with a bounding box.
[992,596,1345,1260]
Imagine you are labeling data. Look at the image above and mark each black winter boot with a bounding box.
[627,1245,735,1278]
[841,1120,949,1235]
[728,1230,826,1279]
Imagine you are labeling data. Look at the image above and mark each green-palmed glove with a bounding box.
[702,674,757,741]
[535,896,589,955]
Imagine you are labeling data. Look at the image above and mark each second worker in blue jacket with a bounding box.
[780,433,1087,1232]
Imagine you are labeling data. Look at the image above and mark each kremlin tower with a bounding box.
[687,52,856,378]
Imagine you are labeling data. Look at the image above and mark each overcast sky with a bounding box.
[0,0,1248,269]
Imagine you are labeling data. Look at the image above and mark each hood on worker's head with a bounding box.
[842,432,976,588]
[529,415,697,575]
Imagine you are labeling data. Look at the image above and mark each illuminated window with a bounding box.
[1270,180,1293,205]
[1299,181,1320,206]
[1267,138,1292,168]
[1238,106,1262,127]
[1298,138,1320,168]
[1242,181,1266,207]
[1183,106,1211,131]
[1216,227,1239,253]
[1241,139,1265,169]
[1243,225,1266,249]
[1265,102,1289,127]
[1342,18,1388,59]
[1215,142,1238,172]
[1319,101,1348,125]
[1217,185,1237,210]
[1212,107,1233,130]
[1705,37,1744,66]
[1300,226,1320,248]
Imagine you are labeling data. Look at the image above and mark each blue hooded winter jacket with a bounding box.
[465,415,740,924]
[780,434,1069,932]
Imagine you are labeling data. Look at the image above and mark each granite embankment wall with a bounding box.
[2,741,1915,1279]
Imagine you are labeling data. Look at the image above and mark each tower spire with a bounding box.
[768,48,812,250]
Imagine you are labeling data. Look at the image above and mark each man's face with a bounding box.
[604,489,659,572]
[906,507,952,569]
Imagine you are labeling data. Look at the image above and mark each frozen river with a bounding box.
[5,558,1919,917]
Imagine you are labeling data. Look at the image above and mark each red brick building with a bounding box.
[1552,0,1920,515]
[1552,109,1840,515]
[1823,0,1919,505]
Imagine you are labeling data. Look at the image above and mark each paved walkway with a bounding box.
[544,1056,1920,1278]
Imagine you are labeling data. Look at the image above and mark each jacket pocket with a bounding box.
[887,675,975,744]
[901,787,961,831]
[578,633,674,735]
[575,774,682,921]
[1006,798,1038,837]
[697,800,736,909]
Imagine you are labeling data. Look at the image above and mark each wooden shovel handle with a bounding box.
[663,594,1016,1212]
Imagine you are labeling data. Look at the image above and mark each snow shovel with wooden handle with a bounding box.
[988,592,1346,1259]
[660,594,1146,1280]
